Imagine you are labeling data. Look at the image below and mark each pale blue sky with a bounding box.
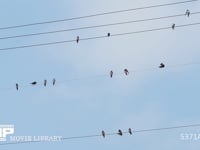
[0,0,200,149]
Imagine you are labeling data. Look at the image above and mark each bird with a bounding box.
[110,70,113,78]
[159,63,165,68]
[101,130,106,138]
[172,24,175,30]
[16,83,19,91]
[124,69,129,75]
[128,128,132,135]
[44,80,47,87]
[107,33,110,37]
[185,9,190,17]
[117,129,123,136]
[53,78,56,86]
[76,36,79,43]
[30,81,37,85]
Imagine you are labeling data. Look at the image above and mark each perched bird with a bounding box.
[128,128,132,135]
[172,24,175,30]
[16,83,19,91]
[101,130,106,138]
[185,9,190,17]
[107,33,111,37]
[124,69,129,75]
[44,80,47,87]
[110,70,113,78]
[117,129,123,136]
[30,81,37,85]
[159,63,165,68]
[53,78,56,86]
[76,36,79,43]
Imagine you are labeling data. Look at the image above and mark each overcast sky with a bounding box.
[0,0,200,149]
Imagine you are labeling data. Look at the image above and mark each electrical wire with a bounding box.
[0,0,198,30]
[0,22,200,51]
[0,11,199,40]
[0,123,200,145]
[0,61,200,92]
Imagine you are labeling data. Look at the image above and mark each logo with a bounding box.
[0,125,14,141]
[0,124,62,143]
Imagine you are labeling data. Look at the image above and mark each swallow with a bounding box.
[117,129,123,136]
[16,83,19,91]
[107,33,110,37]
[53,78,56,86]
[76,36,79,43]
[44,80,47,87]
[185,9,190,17]
[172,24,175,30]
[124,69,129,75]
[30,81,37,85]
[159,63,165,68]
[110,70,113,78]
[102,130,106,138]
[128,128,132,135]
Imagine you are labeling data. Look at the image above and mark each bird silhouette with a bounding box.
[185,9,190,17]
[101,130,105,138]
[16,83,19,91]
[76,36,79,43]
[172,24,175,30]
[128,128,132,135]
[124,69,129,75]
[44,80,47,87]
[159,63,165,68]
[107,33,110,37]
[110,70,113,78]
[30,81,37,85]
[117,129,123,136]
[53,78,56,86]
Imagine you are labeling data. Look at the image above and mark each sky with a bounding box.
[0,0,200,149]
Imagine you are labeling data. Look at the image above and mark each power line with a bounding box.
[0,11,199,40]
[133,124,200,133]
[0,0,198,31]
[0,22,200,51]
[0,123,200,145]
[1,61,200,91]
